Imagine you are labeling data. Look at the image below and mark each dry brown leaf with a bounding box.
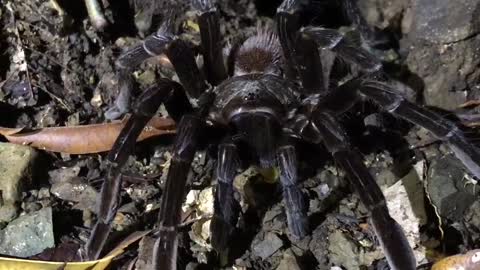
[0,116,175,154]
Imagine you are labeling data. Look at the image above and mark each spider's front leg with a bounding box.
[84,79,191,260]
[277,144,309,238]
[193,0,227,85]
[153,114,205,270]
[153,91,214,270]
[311,112,417,270]
[106,9,207,120]
[210,141,241,255]
[276,0,323,92]
[276,0,382,93]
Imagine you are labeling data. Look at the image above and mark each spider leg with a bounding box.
[311,112,417,270]
[360,80,480,179]
[106,12,207,119]
[276,0,324,92]
[152,92,214,269]
[340,0,376,42]
[301,26,382,72]
[277,144,309,238]
[210,141,241,254]
[84,79,188,260]
[193,0,228,85]
[153,114,205,270]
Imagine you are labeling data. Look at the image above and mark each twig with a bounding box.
[31,82,73,113]
[84,0,109,31]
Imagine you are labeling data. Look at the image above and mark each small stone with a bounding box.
[328,230,361,270]
[37,187,50,199]
[135,235,156,269]
[182,190,200,212]
[0,203,18,224]
[0,207,54,257]
[189,219,212,251]
[409,0,480,43]
[126,184,159,202]
[0,143,37,204]
[22,201,42,213]
[137,70,156,86]
[384,163,427,263]
[197,187,214,215]
[426,154,476,221]
[48,165,81,184]
[276,249,301,270]
[252,232,283,260]
[50,178,98,212]
[113,212,136,231]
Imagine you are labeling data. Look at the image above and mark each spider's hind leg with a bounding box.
[301,26,382,73]
[360,80,480,179]
[311,112,417,270]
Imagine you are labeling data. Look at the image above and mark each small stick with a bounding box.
[84,0,108,31]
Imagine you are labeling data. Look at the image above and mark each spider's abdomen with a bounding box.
[210,73,299,124]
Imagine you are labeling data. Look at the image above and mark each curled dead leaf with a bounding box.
[0,116,175,154]
[0,230,151,270]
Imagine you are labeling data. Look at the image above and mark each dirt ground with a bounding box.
[1,0,480,269]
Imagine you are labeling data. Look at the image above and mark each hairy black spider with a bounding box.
[82,0,480,269]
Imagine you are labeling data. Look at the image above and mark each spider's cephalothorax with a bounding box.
[210,33,299,166]
[83,0,480,269]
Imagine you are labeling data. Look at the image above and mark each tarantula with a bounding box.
[82,0,480,269]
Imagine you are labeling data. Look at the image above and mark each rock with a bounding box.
[384,163,427,263]
[252,232,283,260]
[310,215,384,268]
[0,207,54,257]
[0,204,18,227]
[189,219,212,250]
[197,187,214,215]
[358,0,409,30]
[112,212,136,231]
[125,183,160,202]
[408,0,480,44]
[50,178,98,212]
[0,143,37,223]
[401,0,480,110]
[426,154,476,221]
[404,38,480,110]
[135,235,156,270]
[275,249,301,270]
[328,230,361,269]
[48,165,81,184]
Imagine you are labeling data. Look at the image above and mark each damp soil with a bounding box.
[1,0,480,269]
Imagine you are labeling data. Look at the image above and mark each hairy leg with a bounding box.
[360,80,480,179]
[210,141,241,254]
[193,0,228,85]
[311,111,416,270]
[276,144,309,238]
[106,9,207,119]
[85,79,188,260]
[153,115,204,270]
[276,0,324,92]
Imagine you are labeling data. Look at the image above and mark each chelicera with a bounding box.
[81,0,480,269]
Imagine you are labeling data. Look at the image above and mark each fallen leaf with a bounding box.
[0,230,151,270]
[0,116,175,154]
